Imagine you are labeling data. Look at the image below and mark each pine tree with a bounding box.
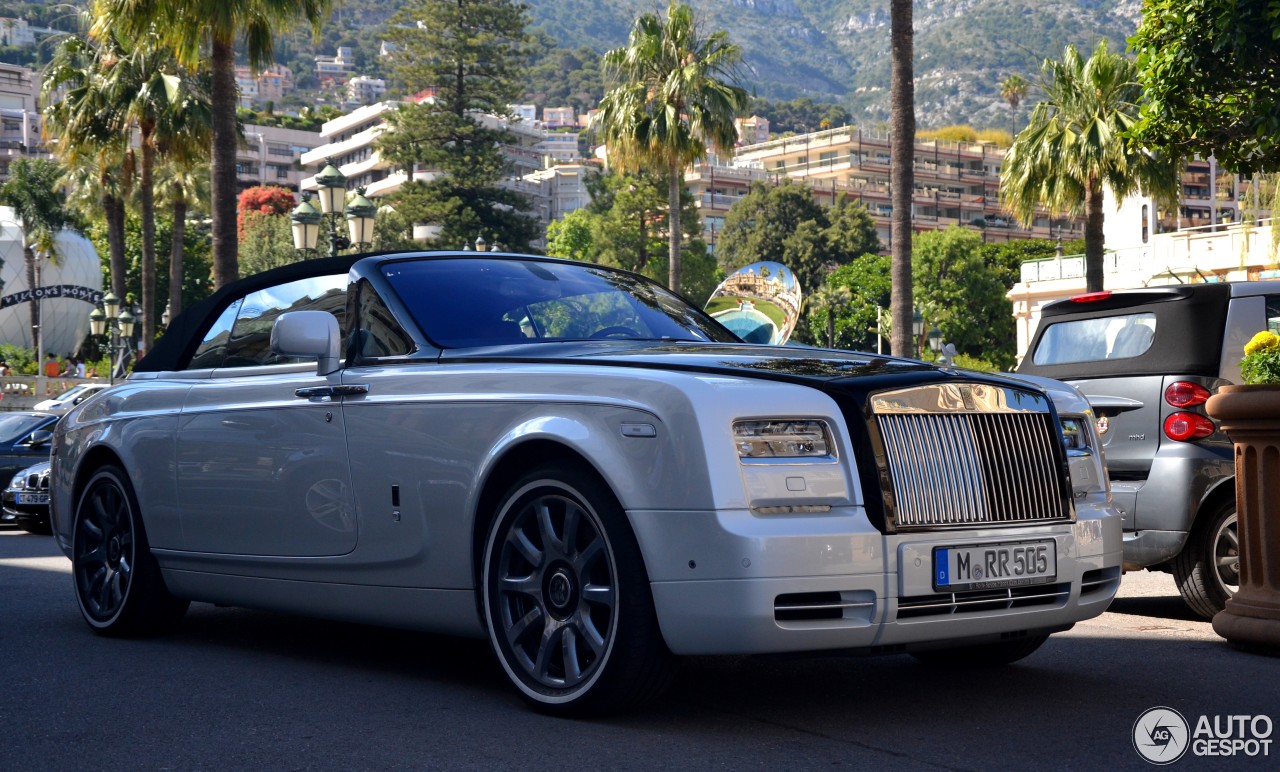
[380,0,539,251]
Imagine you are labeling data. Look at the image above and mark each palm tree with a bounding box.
[999,74,1028,139]
[93,0,332,290]
[597,2,748,294]
[0,158,71,362]
[889,0,915,358]
[156,135,212,325]
[42,30,133,303]
[1001,41,1180,292]
[99,28,207,346]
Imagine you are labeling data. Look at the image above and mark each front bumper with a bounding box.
[629,498,1122,656]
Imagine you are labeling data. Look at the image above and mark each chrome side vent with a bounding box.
[871,383,1073,531]
[897,583,1070,620]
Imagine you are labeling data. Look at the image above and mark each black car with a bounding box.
[2,460,50,534]
[0,412,58,485]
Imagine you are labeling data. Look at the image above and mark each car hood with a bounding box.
[439,341,1028,394]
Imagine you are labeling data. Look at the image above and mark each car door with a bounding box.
[175,275,358,557]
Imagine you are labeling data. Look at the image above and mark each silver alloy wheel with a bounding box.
[1213,511,1240,597]
[74,474,136,625]
[488,482,618,696]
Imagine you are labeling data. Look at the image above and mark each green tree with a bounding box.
[238,211,299,276]
[999,74,1029,139]
[0,158,71,361]
[716,181,832,293]
[379,0,538,251]
[1130,0,1280,173]
[912,227,1015,370]
[155,117,212,323]
[889,0,915,358]
[95,0,333,290]
[805,256,891,351]
[1000,41,1180,292]
[596,1,748,293]
[545,208,595,261]
[825,193,881,262]
[584,169,719,303]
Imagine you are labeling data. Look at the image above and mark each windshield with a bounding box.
[0,414,51,443]
[382,257,740,348]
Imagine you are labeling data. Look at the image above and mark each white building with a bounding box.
[0,208,103,357]
[537,132,579,163]
[237,124,322,193]
[0,63,47,183]
[315,47,356,82]
[346,76,387,106]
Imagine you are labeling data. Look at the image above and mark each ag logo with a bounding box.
[1134,706,1190,764]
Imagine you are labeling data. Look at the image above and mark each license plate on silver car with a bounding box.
[933,540,1056,592]
[17,492,49,505]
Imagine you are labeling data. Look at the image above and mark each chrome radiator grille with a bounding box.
[871,383,1071,530]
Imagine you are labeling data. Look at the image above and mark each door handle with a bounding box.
[294,384,370,399]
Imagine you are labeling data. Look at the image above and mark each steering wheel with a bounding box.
[589,325,642,339]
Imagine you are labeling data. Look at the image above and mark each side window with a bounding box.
[186,275,348,370]
[188,299,242,370]
[350,280,413,359]
[1266,296,1280,334]
[1032,312,1157,365]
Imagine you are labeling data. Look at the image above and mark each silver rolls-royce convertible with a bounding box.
[50,251,1121,715]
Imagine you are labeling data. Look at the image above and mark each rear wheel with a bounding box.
[910,633,1050,667]
[72,465,188,636]
[481,462,673,715]
[1172,500,1238,619]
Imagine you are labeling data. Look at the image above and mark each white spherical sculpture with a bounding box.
[0,208,104,358]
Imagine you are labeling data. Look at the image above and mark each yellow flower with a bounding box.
[1244,331,1280,356]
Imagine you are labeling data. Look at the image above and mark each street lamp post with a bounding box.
[912,308,924,358]
[291,160,377,257]
[89,291,135,387]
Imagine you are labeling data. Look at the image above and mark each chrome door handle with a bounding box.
[294,384,369,399]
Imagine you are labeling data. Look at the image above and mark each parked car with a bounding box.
[0,412,58,487]
[2,460,50,534]
[33,383,110,415]
[50,252,1121,715]
[1018,282,1280,619]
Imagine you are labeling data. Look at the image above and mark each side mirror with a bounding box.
[271,310,342,375]
[28,429,54,448]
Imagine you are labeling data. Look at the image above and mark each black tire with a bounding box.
[481,462,673,716]
[910,633,1050,667]
[1172,500,1238,620]
[72,465,188,636]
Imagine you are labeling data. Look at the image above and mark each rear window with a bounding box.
[1032,312,1157,365]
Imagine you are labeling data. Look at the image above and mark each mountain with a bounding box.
[6,0,1146,129]
[520,0,1145,128]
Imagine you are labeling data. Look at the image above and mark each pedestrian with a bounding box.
[43,353,59,378]
[75,357,86,378]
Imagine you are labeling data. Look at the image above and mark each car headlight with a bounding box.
[733,419,834,461]
[1060,414,1109,497]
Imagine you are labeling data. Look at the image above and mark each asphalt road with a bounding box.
[2,528,1277,771]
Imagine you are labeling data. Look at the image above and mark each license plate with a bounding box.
[17,492,49,505]
[933,540,1056,592]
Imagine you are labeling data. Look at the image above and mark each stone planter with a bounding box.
[1206,385,1280,653]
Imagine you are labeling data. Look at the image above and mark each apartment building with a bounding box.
[721,125,1077,252]
[0,63,47,182]
[315,47,356,83]
[542,107,576,130]
[538,131,580,163]
[299,99,552,242]
[347,76,387,106]
[236,124,322,193]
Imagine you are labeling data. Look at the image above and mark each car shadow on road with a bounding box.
[1105,594,1206,623]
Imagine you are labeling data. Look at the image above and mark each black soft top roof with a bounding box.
[135,254,362,373]
[1017,283,1231,379]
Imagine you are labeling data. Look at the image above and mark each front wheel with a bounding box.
[1172,500,1238,620]
[72,465,188,636]
[481,463,673,715]
[910,633,1050,667]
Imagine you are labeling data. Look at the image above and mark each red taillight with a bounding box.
[1069,291,1113,303]
[1165,381,1212,408]
[1164,412,1215,442]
